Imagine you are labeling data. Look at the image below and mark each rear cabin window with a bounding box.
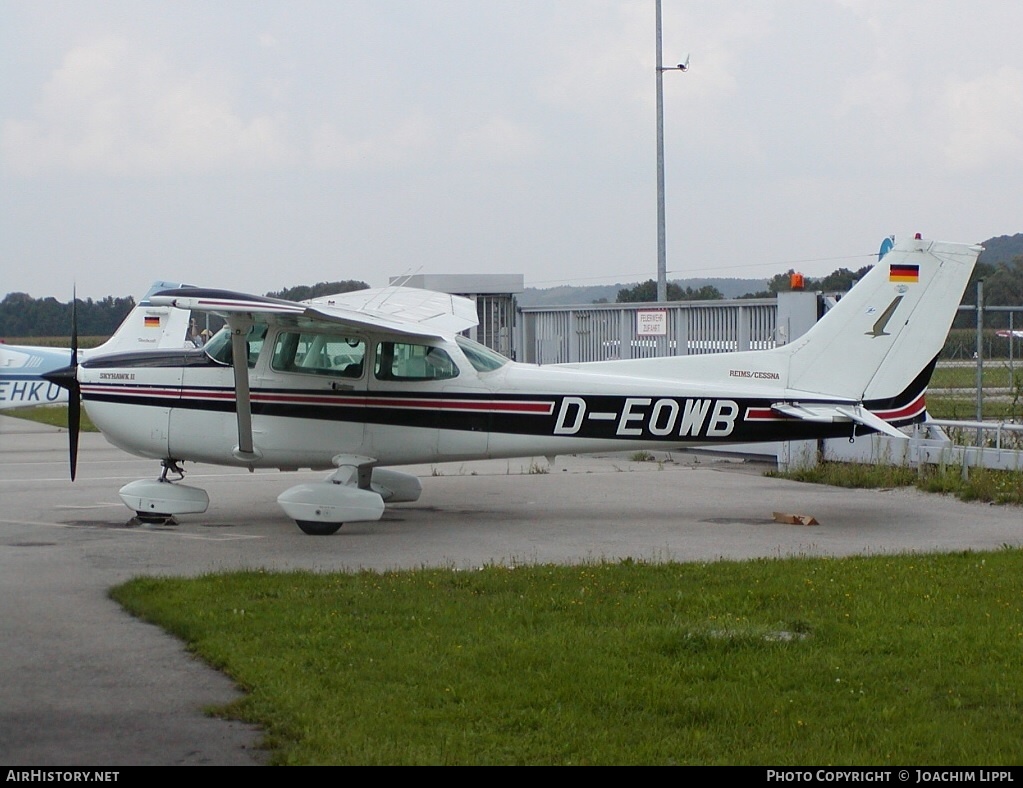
[271,332,366,378]
[374,342,458,381]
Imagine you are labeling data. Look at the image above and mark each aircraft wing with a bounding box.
[150,286,478,339]
[147,286,479,465]
[304,287,478,335]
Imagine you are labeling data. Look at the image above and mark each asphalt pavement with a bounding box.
[1,414,1021,765]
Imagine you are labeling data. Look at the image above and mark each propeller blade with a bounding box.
[71,286,78,361]
[70,287,79,480]
[43,288,83,481]
[41,361,82,481]
[68,385,80,481]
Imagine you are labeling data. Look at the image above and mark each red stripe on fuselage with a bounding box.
[743,393,926,424]
[83,383,556,415]
[871,393,926,422]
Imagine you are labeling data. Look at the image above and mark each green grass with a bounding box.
[111,552,1023,765]
[2,404,98,431]
[770,461,920,490]
[927,394,1023,422]
[927,396,994,421]
[930,363,1023,390]
[771,461,1023,505]
[0,335,109,347]
[2,335,109,349]
[928,363,1023,421]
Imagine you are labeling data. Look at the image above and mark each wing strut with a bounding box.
[229,319,258,461]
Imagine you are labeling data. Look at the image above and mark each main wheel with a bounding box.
[135,511,175,525]
[296,520,343,536]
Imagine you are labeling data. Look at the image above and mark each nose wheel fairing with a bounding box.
[119,478,210,520]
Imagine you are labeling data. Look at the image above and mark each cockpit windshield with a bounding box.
[455,335,509,372]
[203,324,268,368]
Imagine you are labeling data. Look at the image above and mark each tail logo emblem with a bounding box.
[866,296,903,337]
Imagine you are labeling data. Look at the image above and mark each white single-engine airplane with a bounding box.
[46,236,980,535]
[1,281,193,410]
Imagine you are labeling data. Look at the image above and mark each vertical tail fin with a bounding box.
[780,237,980,401]
[91,281,195,354]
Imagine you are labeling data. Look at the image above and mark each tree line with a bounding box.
[0,293,137,338]
[5,240,1023,337]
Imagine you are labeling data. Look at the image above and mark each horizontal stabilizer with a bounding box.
[771,402,907,440]
[834,405,909,439]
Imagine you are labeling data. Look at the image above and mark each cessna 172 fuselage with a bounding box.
[50,237,980,534]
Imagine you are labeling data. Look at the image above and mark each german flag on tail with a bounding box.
[889,263,919,283]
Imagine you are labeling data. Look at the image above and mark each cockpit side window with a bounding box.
[203,324,267,368]
[271,331,366,378]
[374,342,458,381]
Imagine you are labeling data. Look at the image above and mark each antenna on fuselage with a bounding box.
[368,266,424,310]
[387,266,423,289]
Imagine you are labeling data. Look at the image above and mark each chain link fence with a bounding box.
[932,295,1023,447]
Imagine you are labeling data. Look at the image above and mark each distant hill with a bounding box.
[519,234,1023,307]
[518,277,768,307]
[977,234,1023,267]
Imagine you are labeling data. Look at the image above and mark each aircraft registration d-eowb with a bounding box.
[47,237,980,535]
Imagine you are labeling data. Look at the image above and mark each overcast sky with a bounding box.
[2,0,1022,300]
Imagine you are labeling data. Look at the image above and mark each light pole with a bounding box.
[655,0,687,302]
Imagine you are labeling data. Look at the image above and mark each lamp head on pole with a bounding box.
[659,55,689,73]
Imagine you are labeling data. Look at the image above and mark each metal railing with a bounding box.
[516,298,779,365]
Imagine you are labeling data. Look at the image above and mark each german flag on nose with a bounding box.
[889,263,919,283]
